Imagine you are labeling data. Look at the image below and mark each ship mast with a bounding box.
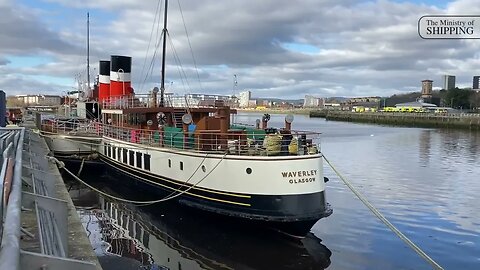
[160,0,168,107]
[87,12,90,92]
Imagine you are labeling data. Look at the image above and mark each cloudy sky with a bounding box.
[1,0,480,99]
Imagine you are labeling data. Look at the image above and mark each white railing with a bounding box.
[41,121,321,156]
[102,94,231,110]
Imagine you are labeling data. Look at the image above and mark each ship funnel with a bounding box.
[98,60,110,102]
[110,55,132,98]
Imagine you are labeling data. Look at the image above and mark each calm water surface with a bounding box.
[71,112,480,270]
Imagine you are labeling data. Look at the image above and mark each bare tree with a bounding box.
[469,91,480,111]
[6,96,24,107]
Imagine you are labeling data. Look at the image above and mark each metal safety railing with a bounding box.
[41,118,99,136]
[0,127,24,269]
[101,94,230,110]
[0,128,97,269]
[41,120,322,156]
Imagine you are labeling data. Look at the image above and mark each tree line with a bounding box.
[384,88,480,111]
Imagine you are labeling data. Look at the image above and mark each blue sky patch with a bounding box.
[19,0,116,33]
[28,75,74,88]
[6,55,52,68]
[392,0,451,8]
[281,43,320,54]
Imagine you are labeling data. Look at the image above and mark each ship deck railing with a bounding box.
[41,120,321,156]
[40,118,100,137]
[101,94,230,110]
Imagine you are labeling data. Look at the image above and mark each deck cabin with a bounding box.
[99,93,319,156]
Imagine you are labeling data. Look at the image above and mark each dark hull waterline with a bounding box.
[58,155,332,237]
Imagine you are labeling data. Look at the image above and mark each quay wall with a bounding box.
[17,123,102,269]
[309,110,480,130]
[237,108,311,115]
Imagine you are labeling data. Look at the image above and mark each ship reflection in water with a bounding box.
[69,177,332,270]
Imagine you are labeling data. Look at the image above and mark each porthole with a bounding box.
[246,168,252,174]
[201,165,206,172]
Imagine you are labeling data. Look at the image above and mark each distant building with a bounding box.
[323,102,341,110]
[273,101,294,108]
[346,96,381,110]
[238,90,251,108]
[226,95,239,108]
[15,94,62,106]
[473,76,480,90]
[421,80,433,99]
[395,101,437,109]
[348,96,381,103]
[303,95,323,108]
[442,75,456,90]
[259,100,272,107]
[248,100,257,107]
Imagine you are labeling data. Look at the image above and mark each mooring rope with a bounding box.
[323,155,443,270]
[47,152,227,205]
[160,153,210,201]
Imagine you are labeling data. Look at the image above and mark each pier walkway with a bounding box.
[0,127,101,270]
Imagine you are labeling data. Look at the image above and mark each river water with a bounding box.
[69,112,480,270]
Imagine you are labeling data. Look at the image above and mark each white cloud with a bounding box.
[1,0,479,98]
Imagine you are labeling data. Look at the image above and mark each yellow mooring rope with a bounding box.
[323,155,443,270]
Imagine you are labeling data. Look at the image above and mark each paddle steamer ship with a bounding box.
[41,0,332,236]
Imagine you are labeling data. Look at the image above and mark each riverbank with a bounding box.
[310,110,480,130]
[237,108,311,115]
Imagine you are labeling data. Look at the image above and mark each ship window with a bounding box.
[144,154,151,171]
[201,165,206,172]
[107,144,111,157]
[129,150,135,166]
[136,152,142,168]
[104,144,107,156]
[128,113,146,126]
[123,149,128,164]
[168,159,171,168]
[246,168,252,174]
[180,161,184,170]
[112,147,116,159]
[118,148,121,161]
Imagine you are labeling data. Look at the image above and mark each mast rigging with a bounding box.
[160,0,168,107]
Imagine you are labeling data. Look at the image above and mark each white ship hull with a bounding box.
[98,137,332,236]
[43,134,101,156]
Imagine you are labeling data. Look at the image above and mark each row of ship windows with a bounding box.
[104,144,151,171]
[105,145,250,175]
[104,144,187,172]
[168,159,184,170]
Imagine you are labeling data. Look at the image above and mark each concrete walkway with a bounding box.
[0,124,102,270]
